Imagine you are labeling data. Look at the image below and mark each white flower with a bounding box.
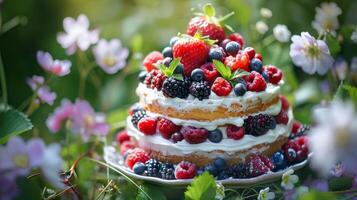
[309,100,357,176]
[273,24,291,43]
[281,169,299,190]
[260,8,272,18]
[37,51,72,76]
[332,57,348,80]
[290,32,334,75]
[258,187,275,200]
[351,29,357,44]
[256,21,268,34]
[312,2,342,34]
[92,39,129,74]
[57,14,99,55]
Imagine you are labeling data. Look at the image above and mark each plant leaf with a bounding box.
[342,84,357,106]
[218,12,235,23]
[224,24,235,32]
[184,172,217,200]
[172,74,184,81]
[168,58,181,74]
[232,69,250,79]
[203,3,215,17]
[213,60,231,80]
[0,108,33,144]
[325,33,341,57]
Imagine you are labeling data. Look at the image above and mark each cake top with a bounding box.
[139,3,283,101]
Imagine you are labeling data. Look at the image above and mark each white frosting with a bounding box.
[146,101,282,131]
[136,82,282,112]
[127,109,293,156]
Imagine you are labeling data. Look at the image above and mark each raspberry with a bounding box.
[189,81,211,100]
[131,109,147,127]
[157,118,181,139]
[244,114,276,136]
[292,121,302,134]
[162,77,190,99]
[150,71,166,90]
[263,65,282,85]
[246,154,274,177]
[228,33,245,47]
[296,136,309,147]
[291,125,310,139]
[282,140,301,152]
[243,47,255,59]
[280,96,290,112]
[243,71,267,92]
[254,53,263,61]
[275,110,289,125]
[116,130,130,145]
[143,51,163,72]
[175,161,197,179]
[144,69,159,87]
[125,148,150,169]
[137,117,157,135]
[160,163,175,180]
[120,140,136,155]
[226,125,245,140]
[181,126,208,144]
[200,63,219,84]
[224,51,250,72]
[145,159,162,178]
[211,77,232,96]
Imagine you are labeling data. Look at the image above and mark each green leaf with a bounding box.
[342,84,357,106]
[136,184,166,200]
[203,3,215,17]
[325,33,341,56]
[213,60,231,80]
[224,24,234,32]
[0,108,33,144]
[172,74,184,81]
[218,12,235,23]
[168,58,181,74]
[328,176,353,191]
[184,172,217,200]
[232,69,250,79]
[298,190,335,200]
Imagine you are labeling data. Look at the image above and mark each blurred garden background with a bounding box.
[1,0,357,199]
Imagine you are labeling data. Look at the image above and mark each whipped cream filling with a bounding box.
[146,100,282,130]
[136,82,282,112]
[127,109,293,156]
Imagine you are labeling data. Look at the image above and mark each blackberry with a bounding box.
[150,71,166,91]
[162,77,190,99]
[131,109,147,127]
[244,114,276,136]
[159,163,175,180]
[230,163,249,179]
[217,170,232,180]
[145,159,162,178]
[189,81,211,100]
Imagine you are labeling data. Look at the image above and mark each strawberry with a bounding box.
[186,4,233,42]
[143,51,163,72]
[172,34,211,76]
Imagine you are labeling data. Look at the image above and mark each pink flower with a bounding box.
[92,39,129,74]
[27,75,56,105]
[46,99,73,132]
[46,99,109,142]
[37,51,72,76]
[57,14,99,55]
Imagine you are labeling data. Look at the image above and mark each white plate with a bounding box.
[103,146,310,187]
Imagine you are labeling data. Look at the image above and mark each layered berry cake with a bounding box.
[116,4,310,180]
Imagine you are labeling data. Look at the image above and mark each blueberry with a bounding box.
[133,162,146,175]
[209,48,223,61]
[138,71,148,83]
[190,68,205,81]
[208,129,223,143]
[250,58,263,72]
[163,57,172,67]
[169,36,180,47]
[204,164,218,176]
[174,63,184,75]
[261,70,269,82]
[217,171,231,180]
[197,167,205,175]
[287,148,297,163]
[162,47,173,58]
[234,83,247,96]
[225,41,240,56]
[271,151,286,171]
[213,158,227,171]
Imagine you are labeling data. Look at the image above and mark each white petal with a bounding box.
[77,14,90,29]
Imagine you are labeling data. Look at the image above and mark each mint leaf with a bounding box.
[213,59,231,80]
[203,3,215,17]
[156,58,181,78]
[168,58,181,74]
[184,172,217,200]
[232,69,250,79]
[172,74,184,81]
[342,85,357,106]
[0,107,33,144]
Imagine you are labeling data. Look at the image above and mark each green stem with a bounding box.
[0,51,7,108]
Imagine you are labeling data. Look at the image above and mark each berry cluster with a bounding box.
[139,4,283,101]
